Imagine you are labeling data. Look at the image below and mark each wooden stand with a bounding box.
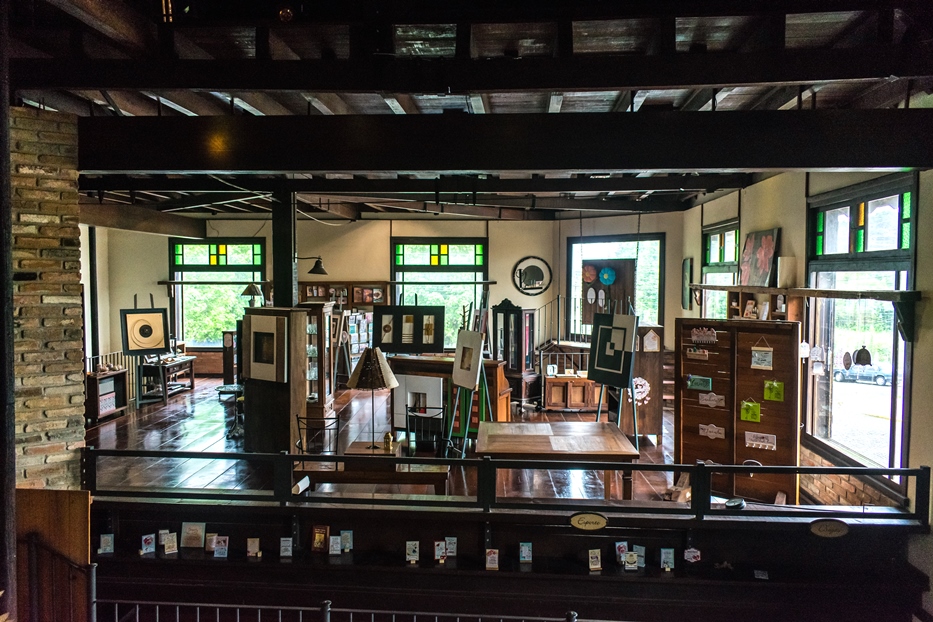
[85,369,129,426]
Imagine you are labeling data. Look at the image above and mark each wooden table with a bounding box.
[138,355,196,406]
[475,421,639,501]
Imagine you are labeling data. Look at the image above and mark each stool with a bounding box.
[227,396,245,439]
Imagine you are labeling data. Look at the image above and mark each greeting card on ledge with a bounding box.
[633,545,646,568]
[98,534,114,555]
[661,548,675,571]
[140,533,156,556]
[205,533,218,552]
[615,541,628,563]
[485,548,499,571]
[181,522,206,548]
[445,537,458,557]
[588,549,602,572]
[434,541,447,563]
[213,536,229,558]
[247,538,261,558]
[329,536,342,556]
[519,542,533,564]
[341,530,353,552]
[406,541,420,564]
[311,526,330,553]
[158,529,169,545]
[623,551,638,571]
[280,537,293,558]
[163,533,178,555]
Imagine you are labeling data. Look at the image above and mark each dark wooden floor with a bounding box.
[86,377,675,501]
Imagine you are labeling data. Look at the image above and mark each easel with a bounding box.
[445,289,493,456]
[593,304,640,452]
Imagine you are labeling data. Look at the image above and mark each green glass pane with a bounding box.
[902,223,911,249]
[254,244,261,254]
[226,244,253,265]
[448,244,477,265]
[475,256,483,266]
[396,244,403,255]
[431,245,439,255]
[253,256,261,265]
[219,256,226,266]
[816,236,823,256]
[209,245,217,254]
[396,255,403,265]
[816,212,824,233]
[182,244,209,265]
[856,229,864,253]
[175,253,183,265]
[902,192,911,219]
[403,245,431,265]
[174,244,183,254]
[440,256,448,266]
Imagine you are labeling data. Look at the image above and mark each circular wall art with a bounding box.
[512,256,553,296]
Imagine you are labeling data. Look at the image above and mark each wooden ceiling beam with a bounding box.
[14,44,933,91]
[78,173,753,194]
[163,1,930,25]
[296,195,361,220]
[79,203,206,238]
[42,0,157,54]
[77,110,933,173]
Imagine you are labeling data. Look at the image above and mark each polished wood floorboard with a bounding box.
[87,377,675,501]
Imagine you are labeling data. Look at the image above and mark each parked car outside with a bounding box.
[832,363,892,386]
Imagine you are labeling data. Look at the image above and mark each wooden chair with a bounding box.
[405,403,454,458]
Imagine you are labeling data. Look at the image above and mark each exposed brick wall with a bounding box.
[800,445,899,508]
[10,107,85,489]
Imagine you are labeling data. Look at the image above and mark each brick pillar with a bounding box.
[10,107,85,489]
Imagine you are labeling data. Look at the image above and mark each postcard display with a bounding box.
[674,318,801,503]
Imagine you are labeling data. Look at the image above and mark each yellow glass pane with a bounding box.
[440,245,448,254]
[858,203,865,226]
[219,245,226,254]
[210,256,217,265]
[431,256,439,266]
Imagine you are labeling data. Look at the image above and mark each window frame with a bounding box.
[804,173,916,487]
[565,232,666,335]
[168,237,267,349]
[700,219,739,319]
[390,236,489,348]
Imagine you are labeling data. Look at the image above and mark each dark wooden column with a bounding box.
[271,187,297,307]
[0,0,18,614]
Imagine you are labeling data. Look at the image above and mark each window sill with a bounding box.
[801,434,908,503]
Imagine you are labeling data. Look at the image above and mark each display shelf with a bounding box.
[303,302,336,421]
[85,369,129,426]
[690,283,920,340]
[299,281,388,306]
[492,299,540,404]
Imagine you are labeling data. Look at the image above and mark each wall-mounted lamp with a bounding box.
[307,256,328,275]
[241,283,263,307]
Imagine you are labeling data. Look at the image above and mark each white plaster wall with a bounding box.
[79,225,113,355]
[741,173,807,288]
[702,191,740,226]
[106,230,171,352]
[487,220,557,311]
[908,169,933,617]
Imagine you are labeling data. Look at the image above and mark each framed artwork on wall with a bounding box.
[372,306,445,354]
[682,258,693,311]
[739,228,780,287]
[120,308,170,356]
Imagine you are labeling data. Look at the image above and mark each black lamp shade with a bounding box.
[308,257,328,275]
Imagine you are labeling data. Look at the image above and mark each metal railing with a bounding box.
[82,447,931,525]
[534,296,630,346]
[94,599,605,622]
[19,533,97,622]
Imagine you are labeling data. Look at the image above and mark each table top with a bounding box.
[142,355,196,369]
[475,421,638,461]
[343,440,399,457]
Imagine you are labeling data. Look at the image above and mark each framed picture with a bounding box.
[586,313,638,387]
[452,330,484,389]
[372,306,445,354]
[352,287,364,304]
[371,287,385,304]
[743,300,757,318]
[739,228,780,287]
[120,308,170,356]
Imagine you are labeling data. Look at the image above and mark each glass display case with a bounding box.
[304,301,336,419]
[491,299,539,404]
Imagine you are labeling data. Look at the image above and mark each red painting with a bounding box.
[739,228,780,287]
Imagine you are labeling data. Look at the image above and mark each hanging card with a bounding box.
[643,330,661,352]
[685,347,709,361]
[698,392,725,408]
[740,400,761,423]
[763,380,784,402]
[751,346,773,370]
[686,375,713,391]
[698,424,726,440]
